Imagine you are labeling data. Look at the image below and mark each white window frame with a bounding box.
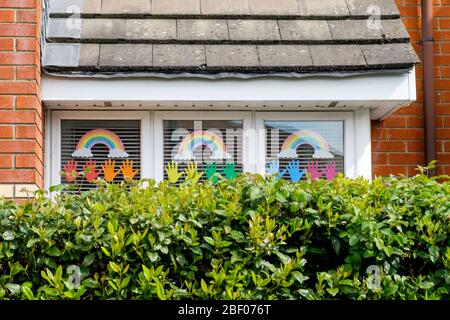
[255,110,372,179]
[46,109,371,189]
[154,111,255,181]
[47,110,152,190]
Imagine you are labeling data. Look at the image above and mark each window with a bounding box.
[255,112,367,179]
[264,120,344,180]
[154,112,254,181]
[47,110,371,189]
[60,120,141,191]
[48,111,151,190]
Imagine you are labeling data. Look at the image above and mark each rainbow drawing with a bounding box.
[174,130,231,160]
[71,129,129,158]
[278,130,334,159]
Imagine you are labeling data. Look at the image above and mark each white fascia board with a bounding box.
[41,68,416,120]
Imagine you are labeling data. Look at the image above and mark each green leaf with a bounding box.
[2,230,14,241]
[326,288,339,296]
[200,279,209,295]
[82,253,95,267]
[47,247,61,257]
[21,286,34,300]
[418,281,435,290]
[332,238,341,256]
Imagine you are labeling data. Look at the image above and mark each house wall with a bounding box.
[0,0,43,199]
[372,0,448,176]
[0,0,447,198]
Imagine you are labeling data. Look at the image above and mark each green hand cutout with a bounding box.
[222,162,238,180]
[165,161,183,184]
[184,162,203,184]
[205,162,220,183]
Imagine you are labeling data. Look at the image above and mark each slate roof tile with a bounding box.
[43,0,419,76]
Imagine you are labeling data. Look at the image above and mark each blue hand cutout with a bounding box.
[286,160,305,182]
[267,160,286,180]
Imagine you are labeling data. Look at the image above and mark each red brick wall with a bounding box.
[372,0,448,176]
[0,0,43,198]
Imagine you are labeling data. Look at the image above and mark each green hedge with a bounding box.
[1,173,450,300]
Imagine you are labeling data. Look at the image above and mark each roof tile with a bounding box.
[177,20,229,41]
[152,0,201,15]
[228,20,280,41]
[249,0,299,15]
[361,43,420,66]
[328,20,383,40]
[201,0,250,15]
[298,0,350,16]
[310,45,366,67]
[258,45,312,66]
[100,44,152,66]
[206,45,259,67]
[278,20,332,41]
[101,0,151,14]
[126,19,176,40]
[79,43,99,66]
[154,45,206,67]
[346,0,399,16]
[81,19,126,39]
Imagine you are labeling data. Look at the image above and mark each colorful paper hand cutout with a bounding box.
[166,161,183,184]
[222,162,238,180]
[286,160,305,182]
[267,160,287,180]
[205,162,219,183]
[306,161,322,181]
[83,160,100,182]
[323,162,337,181]
[101,159,119,182]
[185,162,203,184]
[120,159,139,182]
[63,160,79,183]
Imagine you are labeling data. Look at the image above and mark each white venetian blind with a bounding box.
[163,120,243,183]
[61,120,141,191]
[265,121,344,180]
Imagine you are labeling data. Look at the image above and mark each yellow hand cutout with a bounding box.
[165,161,183,184]
[184,162,203,184]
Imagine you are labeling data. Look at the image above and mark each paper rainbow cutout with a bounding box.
[71,129,129,158]
[278,130,334,159]
[174,130,231,160]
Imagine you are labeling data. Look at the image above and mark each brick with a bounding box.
[16,66,35,79]
[0,24,35,37]
[16,95,39,109]
[0,52,35,65]
[0,38,14,51]
[15,154,37,168]
[0,1,36,9]
[0,10,15,22]
[0,126,13,138]
[0,155,13,168]
[372,141,406,152]
[389,153,424,165]
[0,66,14,79]
[0,170,35,184]
[0,110,35,123]
[0,96,14,109]
[0,140,37,153]
[0,81,36,94]
[15,38,36,51]
[17,10,36,23]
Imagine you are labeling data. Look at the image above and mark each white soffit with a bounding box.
[41,68,416,120]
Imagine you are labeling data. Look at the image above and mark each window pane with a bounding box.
[61,120,141,191]
[265,121,344,180]
[163,120,243,182]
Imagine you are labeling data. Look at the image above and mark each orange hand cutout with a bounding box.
[101,159,119,182]
[120,159,139,182]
